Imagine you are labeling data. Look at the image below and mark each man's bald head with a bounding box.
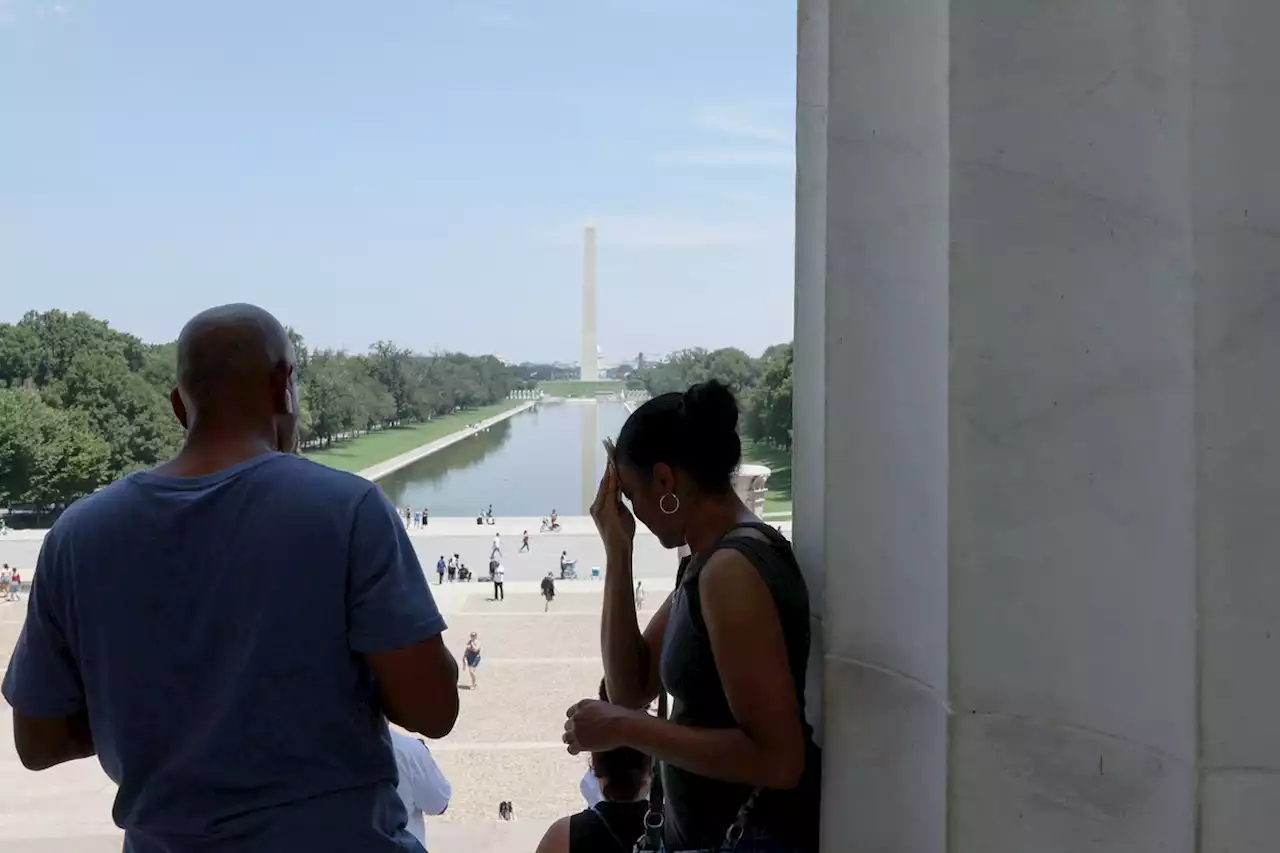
[173,305,298,456]
[177,304,293,406]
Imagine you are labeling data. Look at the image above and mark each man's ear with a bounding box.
[170,387,188,429]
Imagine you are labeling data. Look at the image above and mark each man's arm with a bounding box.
[348,489,459,739]
[3,533,96,772]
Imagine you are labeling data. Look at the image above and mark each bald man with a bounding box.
[2,304,457,853]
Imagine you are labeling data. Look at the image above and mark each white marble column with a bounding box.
[947,2,1197,850]
[1192,1,1280,847]
[795,1,951,850]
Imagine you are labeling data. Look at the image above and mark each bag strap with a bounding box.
[634,691,668,852]
[637,647,762,852]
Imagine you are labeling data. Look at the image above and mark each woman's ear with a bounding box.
[653,462,676,495]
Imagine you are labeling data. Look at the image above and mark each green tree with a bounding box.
[744,344,793,448]
[0,388,110,507]
[47,352,183,478]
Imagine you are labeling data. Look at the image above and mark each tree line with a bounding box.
[0,310,518,511]
[629,344,793,450]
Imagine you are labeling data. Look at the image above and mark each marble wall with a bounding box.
[795,1,1280,850]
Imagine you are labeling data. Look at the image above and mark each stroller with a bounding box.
[559,559,578,580]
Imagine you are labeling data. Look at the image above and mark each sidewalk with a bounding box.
[358,400,537,481]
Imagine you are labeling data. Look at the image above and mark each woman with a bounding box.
[563,381,820,853]
[538,681,651,853]
[462,631,482,690]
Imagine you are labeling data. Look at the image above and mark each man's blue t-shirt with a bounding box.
[2,453,445,853]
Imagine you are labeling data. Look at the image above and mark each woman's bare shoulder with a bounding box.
[534,815,572,853]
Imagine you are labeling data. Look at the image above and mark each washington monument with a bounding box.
[580,223,598,381]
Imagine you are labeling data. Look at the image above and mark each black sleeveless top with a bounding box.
[657,524,821,852]
[568,801,649,852]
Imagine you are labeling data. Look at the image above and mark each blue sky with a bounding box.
[1,0,796,363]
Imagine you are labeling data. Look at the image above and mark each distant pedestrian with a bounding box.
[0,565,10,601]
[635,581,645,610]
[447,555,458,583]
[462,632,482,689]
[541,573,556,612]
[520,530,530,553]
[491,562,505,601]
[413,510,422,529]
[0,518,7,536]
[8,568,19,602]
[436,556,446,585]
[404,506,412,526]
[491,533,502,560]
[423,508,429,527]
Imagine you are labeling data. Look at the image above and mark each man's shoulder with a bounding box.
[270,454,377,495]
[51,476,141,533]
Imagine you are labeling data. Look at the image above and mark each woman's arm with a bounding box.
[601,551,674,709]
[595,464,668,709]
[616,549,806,789]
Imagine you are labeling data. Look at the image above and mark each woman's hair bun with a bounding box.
[682,380,739,436]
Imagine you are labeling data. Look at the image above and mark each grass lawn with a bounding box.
[304,400,523,473]
[741,439,793,516]
[537,379,624,398]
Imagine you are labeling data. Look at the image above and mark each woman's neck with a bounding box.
[684,493,756,555]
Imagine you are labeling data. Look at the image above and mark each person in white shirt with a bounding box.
[390,730,451,852]
[490,533,502,559]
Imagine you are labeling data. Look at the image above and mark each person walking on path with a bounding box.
[8,568,20,603]
[520,530,530,553]
[422,508,429,527]
[436,556,446,586]
[448,555,458,583]
[634,581,645,611]
[390,731,452,853]
[491,561,505,601]
[2,304,460,853]
[565,380,821,853]
[491,533,502,560]
[0,565,10,602]
[462,632,482,689]
[541,573,556,612]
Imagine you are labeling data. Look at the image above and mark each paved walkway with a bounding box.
[357,399,537,481]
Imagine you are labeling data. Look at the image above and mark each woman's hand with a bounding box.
[590,465,636,557]
[563,699,642,755]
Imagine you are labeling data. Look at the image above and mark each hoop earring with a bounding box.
[659,493,680,515]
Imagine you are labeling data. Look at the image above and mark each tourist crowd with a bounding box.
[1,304,820,853]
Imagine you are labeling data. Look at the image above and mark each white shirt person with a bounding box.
[391,730,452,851]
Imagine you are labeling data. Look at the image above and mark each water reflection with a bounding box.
[580,400,598,514]
[376,418,513,504]
[374,402,630,516]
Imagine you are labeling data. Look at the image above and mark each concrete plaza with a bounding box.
[0,515,738,586]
